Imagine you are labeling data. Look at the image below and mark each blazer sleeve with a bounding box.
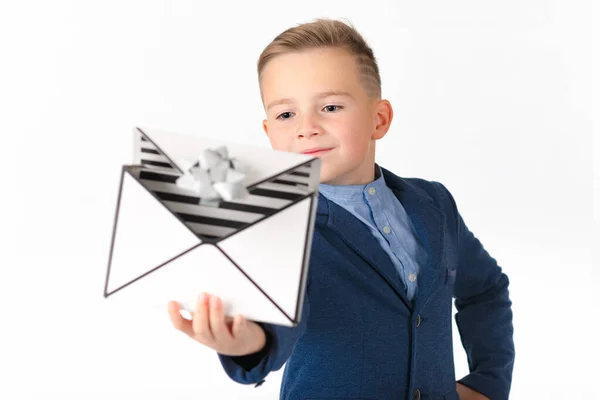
[436,182,515,400]
[216,277,311,385]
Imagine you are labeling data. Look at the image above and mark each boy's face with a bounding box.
[260,47,392,185]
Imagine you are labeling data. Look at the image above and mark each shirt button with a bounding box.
[408,273,417,282]
[412,388,421,400]
[368,187,376,195]
[383,226,391,234]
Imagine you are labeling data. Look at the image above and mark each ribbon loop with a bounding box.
[175,145,250,204]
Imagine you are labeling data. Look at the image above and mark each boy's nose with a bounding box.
[297,130,321,138]
[297,117,324,138]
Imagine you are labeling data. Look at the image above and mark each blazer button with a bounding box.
[416,314,422,328]
[412,388,421,400]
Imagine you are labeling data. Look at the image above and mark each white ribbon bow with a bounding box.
[175,145,250,204]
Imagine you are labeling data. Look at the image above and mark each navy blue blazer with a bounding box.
[218,168,515,400]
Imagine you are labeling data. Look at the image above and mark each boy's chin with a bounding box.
[318,167,339,185]
[319,161,359,185]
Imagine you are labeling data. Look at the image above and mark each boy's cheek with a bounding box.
[264,131,290,151]
[268,137,294,152]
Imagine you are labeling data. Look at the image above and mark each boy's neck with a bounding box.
[321,163,379,187]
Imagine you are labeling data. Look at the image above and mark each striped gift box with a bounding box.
[104,127,320,327]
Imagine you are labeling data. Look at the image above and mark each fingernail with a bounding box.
[198,293,206,304]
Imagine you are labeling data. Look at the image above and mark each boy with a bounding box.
[167,18,515,400]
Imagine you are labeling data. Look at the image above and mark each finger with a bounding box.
[224,315,235,336]
[231,314,247,339]
[209,296,233,344]
[192,293,214,343]
[167,301,194,337]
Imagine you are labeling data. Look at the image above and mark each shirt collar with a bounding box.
[318,164,387,204]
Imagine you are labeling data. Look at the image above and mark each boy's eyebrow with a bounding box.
[266,91,353,110]
[316,91,353,100]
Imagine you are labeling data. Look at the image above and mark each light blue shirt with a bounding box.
[318,165,427,301]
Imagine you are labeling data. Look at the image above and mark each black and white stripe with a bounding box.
[137,130,182,173]
[131,132,320,240]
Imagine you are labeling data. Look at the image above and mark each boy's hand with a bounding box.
[456,383,489,400]
[167,293,266,357]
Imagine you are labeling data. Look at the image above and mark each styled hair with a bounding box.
[257,18,382,99]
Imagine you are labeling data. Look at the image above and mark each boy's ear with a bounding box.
[262,119,269,136]
[371,99,393,141]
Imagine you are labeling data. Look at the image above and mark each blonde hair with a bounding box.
[257,18,382,99]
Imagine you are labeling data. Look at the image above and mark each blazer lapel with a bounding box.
[318,193,413,310]
[382,169,447,312]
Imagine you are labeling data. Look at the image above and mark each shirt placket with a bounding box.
[366,185,414,297]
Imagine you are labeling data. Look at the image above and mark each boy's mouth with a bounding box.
[300,147,333,156]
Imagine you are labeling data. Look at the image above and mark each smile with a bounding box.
[301,147,333,156]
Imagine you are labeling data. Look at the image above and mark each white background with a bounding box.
[1,1,598,399]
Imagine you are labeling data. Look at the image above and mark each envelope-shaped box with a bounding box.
[104,127,321,327]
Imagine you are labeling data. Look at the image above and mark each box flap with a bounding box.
[134,127,317,187]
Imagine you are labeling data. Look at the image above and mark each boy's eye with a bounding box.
[323,105,342,112]
[276,112,294,120]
